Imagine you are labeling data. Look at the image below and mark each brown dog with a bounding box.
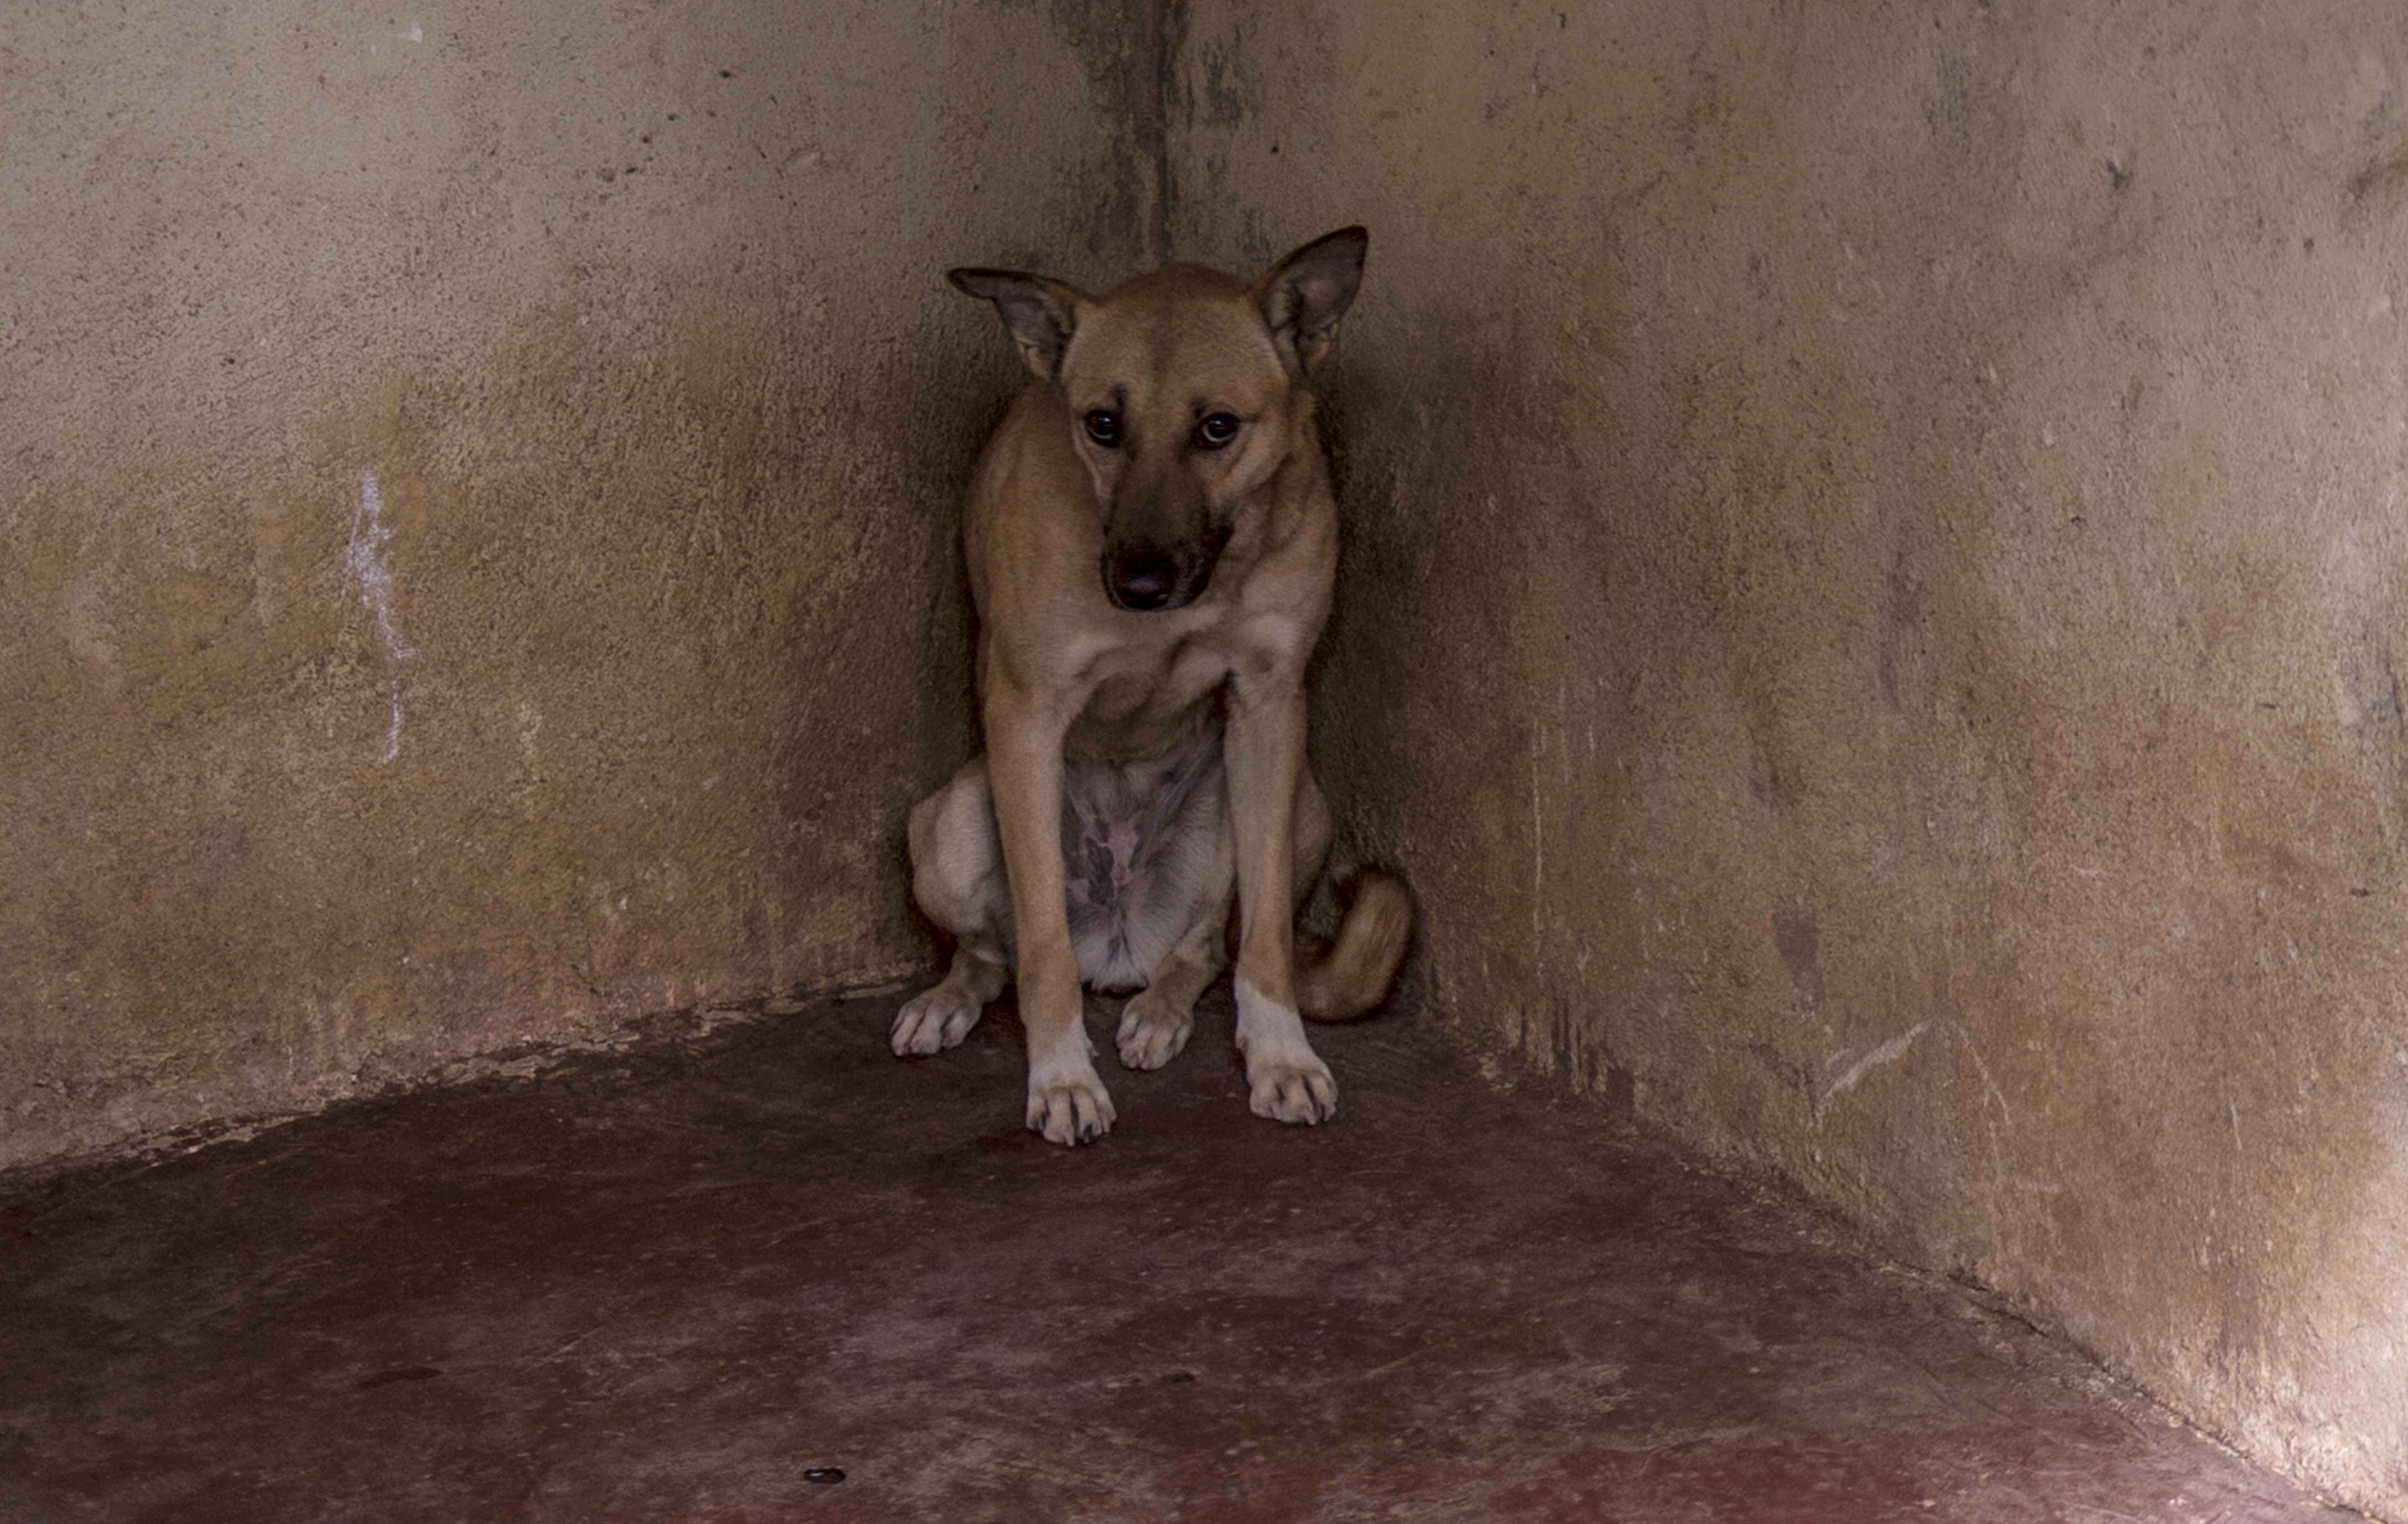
[893,228,1412,1145]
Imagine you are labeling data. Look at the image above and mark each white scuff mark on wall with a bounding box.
[1963,1031,2012,1124]
[399,20,424,43]
[1816,1021,1929,1124]
[345,471,416,764]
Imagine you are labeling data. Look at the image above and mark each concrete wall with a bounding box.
[9,1,2405,1514]
[1172,2,2408,1515]
[0,1,1176,1171]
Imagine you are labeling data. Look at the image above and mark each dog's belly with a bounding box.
[1059,717,1225,992]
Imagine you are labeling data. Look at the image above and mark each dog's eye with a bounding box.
[1082,410,1121,448]
[1194,413,1241,451]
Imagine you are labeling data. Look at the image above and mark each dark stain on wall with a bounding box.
[1772,898,1824,1015]
[1878,548,1926,711]
[2345,644,2401,734]
[1051,0,1189,264]
[1922,49,1976,164]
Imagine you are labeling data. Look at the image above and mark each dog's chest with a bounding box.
[1068,627,1239,751]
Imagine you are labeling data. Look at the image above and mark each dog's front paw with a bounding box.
[891,983,982,1057]
[1115,990,1194,1071]
[1246,1050,1337,1125]
[1234,975,1337,1125]
[1027,1066,1116,1145]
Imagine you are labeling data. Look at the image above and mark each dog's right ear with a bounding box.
[948,268,1084,381]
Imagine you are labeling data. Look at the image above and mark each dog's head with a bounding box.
[950,228,1367,613]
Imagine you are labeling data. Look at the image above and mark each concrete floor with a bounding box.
[0,985,2361,1523]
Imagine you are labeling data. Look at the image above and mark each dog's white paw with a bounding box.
[1115,990,1194,1071]
[1233,974,1336,1125]
[1246,1049,1337,1125]
[1026,1063,1117,1145]
[891,983,982,1057]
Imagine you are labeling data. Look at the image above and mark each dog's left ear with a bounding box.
[949,268,1086,381]
[1254,226,1368,376]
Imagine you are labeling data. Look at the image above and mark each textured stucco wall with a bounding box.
[0,2,1171,1171]
[1173,3,2408,1516]
[11,1,2406,1512]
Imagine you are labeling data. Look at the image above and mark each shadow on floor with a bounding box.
[0,983,2363,1523]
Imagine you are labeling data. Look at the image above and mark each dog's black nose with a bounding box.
[1107,552,1181,611]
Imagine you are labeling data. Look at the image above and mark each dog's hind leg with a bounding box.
[1291,769,1333,896]
[1116,825,1233,1071]
[1116,768,1329,1070]
[893,757,1013,1057]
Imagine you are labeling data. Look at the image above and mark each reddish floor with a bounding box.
[0,985,2361,1523]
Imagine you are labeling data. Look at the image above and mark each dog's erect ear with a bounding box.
[1254,226,1368,375]
[948,268,1085,380]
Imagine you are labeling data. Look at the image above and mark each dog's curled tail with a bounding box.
[1294,869,1415,1022]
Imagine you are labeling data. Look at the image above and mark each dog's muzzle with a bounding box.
[1105,550,1184,612]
